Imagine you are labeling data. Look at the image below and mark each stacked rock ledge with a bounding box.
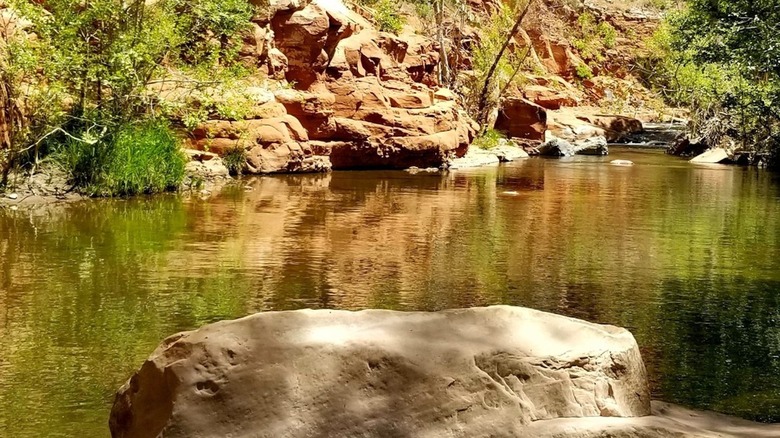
[186,0,475,174]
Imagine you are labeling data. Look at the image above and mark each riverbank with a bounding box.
[0,149,236,209]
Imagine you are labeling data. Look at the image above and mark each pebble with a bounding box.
[7,193,18,200]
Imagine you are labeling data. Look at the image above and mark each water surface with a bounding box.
[1,148,779,436]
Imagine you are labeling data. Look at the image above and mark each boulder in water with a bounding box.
[539,138,577,156]
[109,306,651,438]
[690,148,729,164]
[539,136,609,157]
[575,136,609,156]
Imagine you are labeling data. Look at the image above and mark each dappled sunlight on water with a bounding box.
[1,148,779,436]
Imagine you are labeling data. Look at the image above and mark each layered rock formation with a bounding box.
[110,306,651,437]
[187,0,476,173]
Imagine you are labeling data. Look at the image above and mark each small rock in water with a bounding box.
[7,193,18,200]
[611,160,634,166]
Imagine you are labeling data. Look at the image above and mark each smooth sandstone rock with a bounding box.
[492,142,530,162]
[448,147,501,169]
[519,401,780,438]
[691,148,730,164]
[110,306,651,438]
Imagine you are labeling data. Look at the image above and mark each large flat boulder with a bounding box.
[110,306,651,438]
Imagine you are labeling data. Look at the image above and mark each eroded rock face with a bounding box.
[110,306,651,438]
[495,97,548,140]
[186,0,475,173]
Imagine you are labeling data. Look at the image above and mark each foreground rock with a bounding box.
[110,306,650,437]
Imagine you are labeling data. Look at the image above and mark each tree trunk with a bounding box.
[476,0,533,128]
[434,0,450,86]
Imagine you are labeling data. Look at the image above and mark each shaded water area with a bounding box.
[1,148,780,436]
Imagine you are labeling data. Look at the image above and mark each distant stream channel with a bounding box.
[1,147,779,437]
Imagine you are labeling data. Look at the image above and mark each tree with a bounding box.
[1,0,253,192]
[474,0,532,127]
[657,0,780,166]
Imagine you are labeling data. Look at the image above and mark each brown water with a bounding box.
[1,148,780,437]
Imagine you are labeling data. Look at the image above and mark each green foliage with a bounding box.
[4,0,255,192]
[464,3,530,119]
[643,0,780,167]
[575,63,593,80]
[55,121,186,196]
[1,3,68,185]
[222,147,247,176]
[169,0,254,63]
[472,129,507,150]
[643,0,672,10]
[572,12,617,62]
[598,22,617,49]
[374,0,406,34]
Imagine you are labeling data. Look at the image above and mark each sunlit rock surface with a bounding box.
[110,306,651,437]
[520,401,780,438]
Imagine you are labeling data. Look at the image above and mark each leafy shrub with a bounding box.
[375,0,405,34]
[575,63,593,80]
[573,12,617,61]
[597,22,617,49]
[56,121,187,196]
[472,129,507,150]
[222,147,247,176]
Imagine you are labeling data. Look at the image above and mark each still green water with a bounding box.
[1,148,779,436]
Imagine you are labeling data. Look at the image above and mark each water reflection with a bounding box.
[1,148,779,437]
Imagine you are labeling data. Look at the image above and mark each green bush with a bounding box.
[472,129,507,150]
[598,22,617,49]
[56,121,187,196]
[222,147,247,176]
[375,0,405,34]
[575,63,593,80]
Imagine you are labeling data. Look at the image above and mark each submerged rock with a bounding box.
[110,306,650,438]
[519,401,780,437]
[690,148,729,164]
